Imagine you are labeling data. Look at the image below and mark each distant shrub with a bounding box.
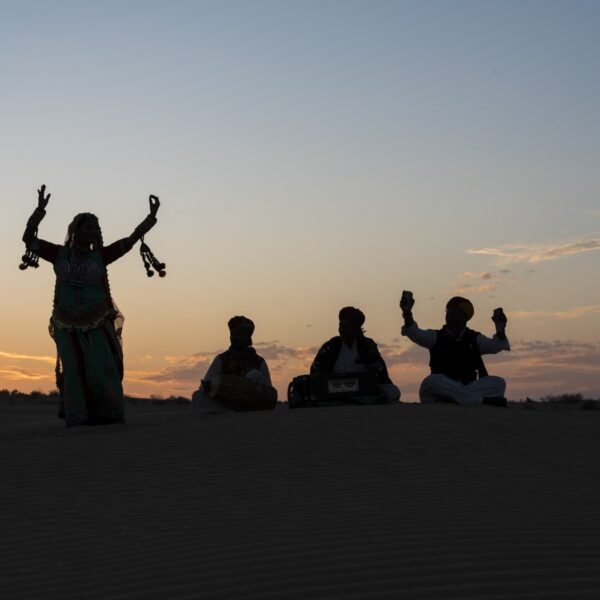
[166,395,191,405]
[540,393,584,404]
[124,395,190,405]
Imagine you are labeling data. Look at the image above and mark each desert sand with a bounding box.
[1,401,599,599]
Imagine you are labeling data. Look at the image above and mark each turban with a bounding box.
[445,297,474,321]
[228,315,255,335]
[338,306,366,327]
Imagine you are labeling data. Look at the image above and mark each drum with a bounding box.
[210,374,277,411]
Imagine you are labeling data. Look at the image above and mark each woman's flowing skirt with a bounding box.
[54,322,124,426]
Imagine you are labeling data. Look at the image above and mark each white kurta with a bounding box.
[333,340,400,403]
[401,322,509,405]
[192,354,272,415]
[333,340,366,373]
[401,322,510,354]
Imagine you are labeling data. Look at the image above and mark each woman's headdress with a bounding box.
[64,213,99,247]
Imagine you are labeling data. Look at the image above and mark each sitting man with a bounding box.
[399,292,509,406]
[192,316,277,415]
[289,306,400,407]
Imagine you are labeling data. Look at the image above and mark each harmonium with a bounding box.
[288,372,381,408]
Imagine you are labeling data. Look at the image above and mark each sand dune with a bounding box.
[1,402,599,599]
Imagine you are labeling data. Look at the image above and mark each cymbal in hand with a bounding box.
[492,307,507,326]
[400,290,415,312]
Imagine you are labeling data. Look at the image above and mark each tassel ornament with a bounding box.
[140,238,166,278]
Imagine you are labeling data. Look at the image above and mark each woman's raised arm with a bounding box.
[20,185,60,267]
[102,195,160,266]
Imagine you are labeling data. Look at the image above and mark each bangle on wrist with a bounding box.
[134,214,157,238]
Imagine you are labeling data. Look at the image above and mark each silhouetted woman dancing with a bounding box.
[21,185,166,427]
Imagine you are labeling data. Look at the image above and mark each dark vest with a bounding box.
[218,347,264,377]
[429,326,488,384]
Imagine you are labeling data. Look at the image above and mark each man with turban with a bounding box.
[400,293,509,406]
[192,316,277,414]
[293,306,400,405]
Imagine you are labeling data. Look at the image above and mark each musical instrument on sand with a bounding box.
[209,374,277,411]
[288,372,382,408]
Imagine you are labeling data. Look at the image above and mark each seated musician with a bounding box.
[289,306,400,407]
[400,292,510,406]
[192,316,277,415]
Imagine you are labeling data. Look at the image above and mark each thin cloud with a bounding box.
[139,355,212,385]
[454,284,497,294]
[0,351,55,364]
[452,270,515,295]
[467,236,600,264]
[133,343,319,390]
[511,305,600,320]
[162,352,218,365]
[382,344,429,368]
[255,342,318,374]
[486,339,600,398]
[0,368,52,382]
[459,271,495,280]
[254,341,303,360]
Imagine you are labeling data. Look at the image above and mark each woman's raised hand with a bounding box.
[149,195,160,217]
[37,184,50,209]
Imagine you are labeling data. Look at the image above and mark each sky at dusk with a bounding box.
[1,0,599,401]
